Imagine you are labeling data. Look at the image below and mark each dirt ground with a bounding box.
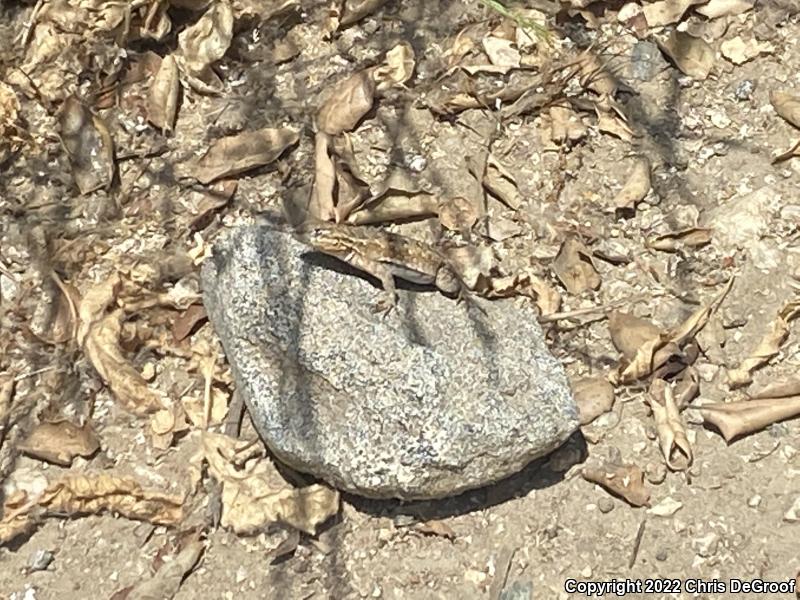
[2,0,800,599]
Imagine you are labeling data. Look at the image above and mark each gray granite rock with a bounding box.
[202,226,578,499]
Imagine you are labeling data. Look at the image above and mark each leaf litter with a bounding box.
[4,0,800,593]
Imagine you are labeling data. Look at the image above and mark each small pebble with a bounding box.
[597,497,615,513]
[655,548,668,562]
[645,462,667,485]
[27,549,54,572]
[783,496,800,522]
[733,79,755,101]
[648,496,683,517]
[499,581,533,600]
[693,533,719,558]
[747,494,762,508]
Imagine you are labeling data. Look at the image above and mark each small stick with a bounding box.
[538,293,663,324]
[628,518,646,569]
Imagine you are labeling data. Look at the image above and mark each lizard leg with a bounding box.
[348,253,397,313]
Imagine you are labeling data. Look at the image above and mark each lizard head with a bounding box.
[293,220,335,243]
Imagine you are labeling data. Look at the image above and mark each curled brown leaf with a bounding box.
[119,538,205,600]
[582,462,650,507]
[178,1,234,75]
[658,31,714,80]
[727,301,800,389]
[771,91,800,129]
[699,396,800,443]
[191,126,299,184]
[59,96,115,194]
[148,53,180,133]
[374,42,415,92]
[19,420,100,466]
[616,278,733,383]
[317,69,376,135]
[608,311,660,362]
[201,433,340,535]
[613,157,651,213]
[646,227,712,252]
[648,386,692,471]
[552,237,601,295]
[0,474,184,544]
[83,309,165,414]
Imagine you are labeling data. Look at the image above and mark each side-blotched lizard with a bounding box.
[293,221,464,313]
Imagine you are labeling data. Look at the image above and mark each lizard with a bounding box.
[292,220,466,314]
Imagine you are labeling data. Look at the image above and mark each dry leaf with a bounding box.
[552,237,601,295]
[482,37,520,71]
[150,403,190,450]
[648,386,693,471]
[76,275,163,414]
[374,42,415,92]
[486,215,523,242]
[32,271,80,345]
[608,312,661,361]
[0,81,23,163]
[613,157,651,212]
[642,0,705,27]
[191,127,299,184]
[76,275,122,343]
[576,50,617,96]
[59,96,115,194]
[414,520,456,539]
[439,196,479,233]
[336,165,424,224]
[0,474,184,544]
[572,376,615,425]
[582,462,650,507]
[173,304,208,342]
[616,278,733,383]
[178,1,234,75]
[483,154,522,210]
[595,109,635,142]
[201,433,339,535]
[348,169,437,223]
[340,0,388,26]
[658,31,714,79]
[525,273,562,315]
[772,139,800,164]
[188,180,237,232]
[121,538,205,600]
[721,36,773,65]
[486,270,562,314]
[148,54,180,133]
[183,386,228,428]
[441,244,496,292]
[646,227,712,252]
[309,131,337,221]
[699,396,800,442]
[317,69,376,135]
[750,378,800,400]
[549,105,587,144]
[19,420,100,466]
[345,194,439,225]
[696,0,754,18]
[650,369,700,411]
[0,377,14,427]
[83,309,164,414]
[727,302,800,389]
[771,91,800,129]
[333,159,372,221]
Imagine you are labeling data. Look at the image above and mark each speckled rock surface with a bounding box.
[202,226,578,499]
